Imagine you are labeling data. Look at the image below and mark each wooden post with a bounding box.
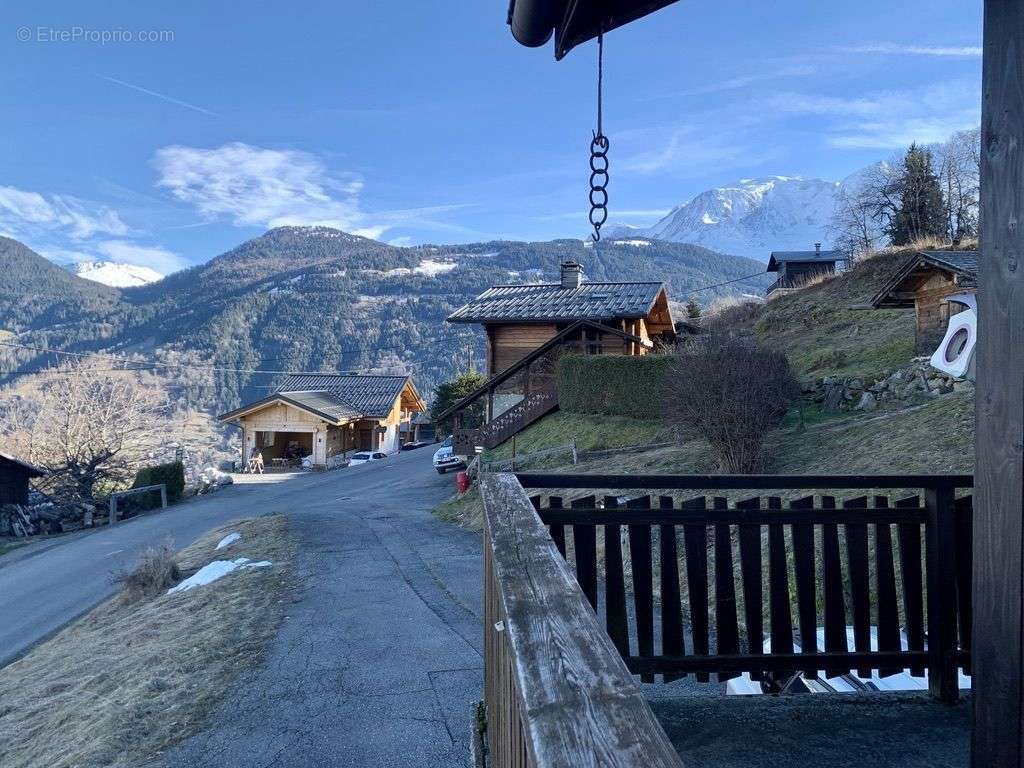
[925,483,958,703]
[974,2,1024,763]
[159,484,168,509]
[109,495,117,525]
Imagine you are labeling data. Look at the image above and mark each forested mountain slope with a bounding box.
[0,227,770,411]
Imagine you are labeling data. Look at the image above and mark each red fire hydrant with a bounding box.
[455,471,471,494]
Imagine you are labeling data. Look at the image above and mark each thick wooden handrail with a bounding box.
[482,473,683,768]
[516,472,974,490]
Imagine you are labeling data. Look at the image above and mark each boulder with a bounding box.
[855,392,878,412]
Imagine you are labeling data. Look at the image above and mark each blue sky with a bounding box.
[0,1,982,273]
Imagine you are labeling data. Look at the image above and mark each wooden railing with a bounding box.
[515,472,974,703]
[460,388,560,453]
[482,473,684,768]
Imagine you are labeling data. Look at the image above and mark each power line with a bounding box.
[683,271,767,295]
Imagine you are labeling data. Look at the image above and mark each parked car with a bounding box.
[348,451,388,467]
[432,436,466,474]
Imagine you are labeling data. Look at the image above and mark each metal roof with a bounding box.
[767,250,844,271]
[278,374,413,419]
[447,281,666,324]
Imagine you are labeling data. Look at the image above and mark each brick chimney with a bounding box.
[815,243,822,255]
[560,260,583,289]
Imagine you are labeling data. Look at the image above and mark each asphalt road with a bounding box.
[1,449,483,766]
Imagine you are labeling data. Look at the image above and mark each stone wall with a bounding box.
[802,360,973,413]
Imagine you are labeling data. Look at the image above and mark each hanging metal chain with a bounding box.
[589,31,609,242]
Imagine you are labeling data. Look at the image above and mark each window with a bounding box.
[373,452,387,459]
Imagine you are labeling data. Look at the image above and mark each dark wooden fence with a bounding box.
[482,473,684,768]
[516,472,974,703]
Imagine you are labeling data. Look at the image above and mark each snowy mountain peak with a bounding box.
[72,261,164,288]
[607,175,842,260]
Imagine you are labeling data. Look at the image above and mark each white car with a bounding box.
[348,451,388,467]
[432,437,466,474]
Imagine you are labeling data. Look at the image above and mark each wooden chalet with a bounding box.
[439,261,675,450]
[219,373,426,469]
[0,453,45,505]
[765,244,843,296]
[871,250,978,354]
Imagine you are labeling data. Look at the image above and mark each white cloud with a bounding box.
[153,142,475,241]
[651,64,817,99]
[761,79,980,149]
[154,142,367,231]
[840,43,982,58]
[95,241,189,274]
[387,235,414,247]
[0,186,128,240]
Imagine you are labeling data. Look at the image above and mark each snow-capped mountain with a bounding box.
[607,176,842,260]
[71,261,164,288]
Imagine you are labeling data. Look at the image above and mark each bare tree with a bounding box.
[664,335,799,473]
[830,185,882,259]
[7,363,168,501]
[937,128,981,243]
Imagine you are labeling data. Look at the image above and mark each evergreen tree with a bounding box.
[685,299,702,320]
[887,144,948,246]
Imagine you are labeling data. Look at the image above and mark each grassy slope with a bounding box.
[435,245,976,527]
[0,516,294,768]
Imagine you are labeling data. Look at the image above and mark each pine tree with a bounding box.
[685,299,702,320]
[887,144,948,246]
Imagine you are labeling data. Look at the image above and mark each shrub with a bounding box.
[664,335,800,472]
[557,354,674,419]
[118,541,181,601]
[132,461,186,503]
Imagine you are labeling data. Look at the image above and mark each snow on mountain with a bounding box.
[72,261,164,288]
[607,176,842,260]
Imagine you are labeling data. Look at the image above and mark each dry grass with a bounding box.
[117,541,181,602]
[0,515,295,768]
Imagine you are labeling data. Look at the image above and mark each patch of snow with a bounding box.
[73,261,164,288]
[215,533,241,550]
[612,239,651,247]
[167,557,272,595]
[413,259,457,276]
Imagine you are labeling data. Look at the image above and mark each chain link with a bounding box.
[588,31,609,243]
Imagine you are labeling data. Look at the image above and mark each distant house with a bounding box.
[766,244,843,296]
[871,250,978,354]
[0,453,45,505]
[447,260,676,376]
[437,261,676,450]
[219,373,426,469]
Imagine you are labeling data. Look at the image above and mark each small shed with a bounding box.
[0,453,45,505]
[871,250,978,354]
[766,244,843,295]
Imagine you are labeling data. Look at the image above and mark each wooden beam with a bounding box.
[974,1,1024,764]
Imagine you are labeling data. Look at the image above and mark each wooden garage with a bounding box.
[871,250,978,354]
[219,373,426,469]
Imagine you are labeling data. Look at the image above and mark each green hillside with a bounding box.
[437,245,976,527]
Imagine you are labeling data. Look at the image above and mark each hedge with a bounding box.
[132,460,186,503]
[556,354,673,419]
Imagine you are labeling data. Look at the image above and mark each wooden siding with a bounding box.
[913,272,967,354]
[0,471,31,505]
[488,324,558,375]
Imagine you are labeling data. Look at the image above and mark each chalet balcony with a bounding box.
[479,471,973,768]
